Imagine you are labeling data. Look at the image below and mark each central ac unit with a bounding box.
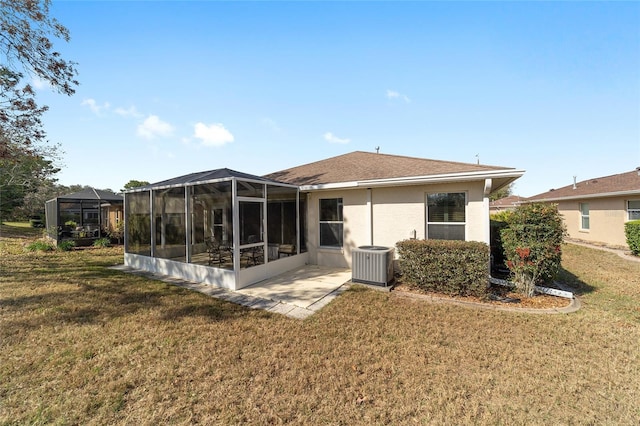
[352,246,394,286]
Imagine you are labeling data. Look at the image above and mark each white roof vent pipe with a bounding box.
[573,176,577,189]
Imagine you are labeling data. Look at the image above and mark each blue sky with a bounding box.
[34,1,640,196]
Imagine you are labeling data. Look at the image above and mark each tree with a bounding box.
[11,183,117,220]
[0,0,78,219]
[1,156,58,218]
[0,0,78,96]
[122,180,150,192]
[12,183,83,220]
[489,182,514,202]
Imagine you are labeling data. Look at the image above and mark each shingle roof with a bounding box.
[264,151,516,186]
[528,169,640,201]
[490,195,528,208]
[55,188,123,202]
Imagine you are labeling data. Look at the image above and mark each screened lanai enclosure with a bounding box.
[45,188,123,244]
[124,169,307,290]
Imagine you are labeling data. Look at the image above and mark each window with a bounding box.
[212,208,225,242]
[83,210,99,223]
[319,198,343,247]
[580,203,590,230]
[427,193,466,240]
[628,200,640,221]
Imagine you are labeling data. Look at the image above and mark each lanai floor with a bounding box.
[111,264,353,319]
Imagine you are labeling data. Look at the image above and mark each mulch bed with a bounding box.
[392,281,572,310]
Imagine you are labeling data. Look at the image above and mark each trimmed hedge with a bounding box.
[396,239,490,297]
[625,220,640,256]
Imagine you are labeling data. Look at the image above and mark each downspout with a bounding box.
[483,179,492,245]
[366,188,373,246]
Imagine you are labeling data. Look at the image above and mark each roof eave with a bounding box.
[299,169,525,191]
[528,189,640,203]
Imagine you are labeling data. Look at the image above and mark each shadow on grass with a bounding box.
[1,271,255,334]
[557,266,595,296]
[160,302,250,322]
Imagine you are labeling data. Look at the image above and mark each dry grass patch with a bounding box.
[559,243,640,323]
[1,233,639,424]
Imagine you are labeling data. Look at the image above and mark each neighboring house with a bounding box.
[123,151,524,290]
[45,188,123,243]
[527,168,640,248]
[489,195,528,214]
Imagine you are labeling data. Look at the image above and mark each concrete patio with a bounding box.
[111,264,353,319]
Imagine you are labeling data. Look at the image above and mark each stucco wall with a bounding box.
[304,181,489,268]
[107,206,123,232]
[304,189,367,268]
[557,196,633,248]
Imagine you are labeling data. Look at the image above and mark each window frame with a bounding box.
[579,202,590,230]
[425,192,467,241]
[628,200,640,221]
[319,198,343,248]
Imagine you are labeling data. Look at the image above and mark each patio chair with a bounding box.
[205,237,228,267]
[240,245,264,267]
[278,244,296,258]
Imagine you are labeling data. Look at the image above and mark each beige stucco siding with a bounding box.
[304,189,367,268]
[107,206,123,232]
[557,196,633,247]
[371,182,487,246]
[304,181,489,268]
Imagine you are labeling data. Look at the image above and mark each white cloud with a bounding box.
[137,115,174,139]
[31,76,51,91]
[81,98,111,115]
[386,89,411,103]
[324,132,350,144]
[193,122,234,147]
[115,105,143,118]
[260,117,281,132]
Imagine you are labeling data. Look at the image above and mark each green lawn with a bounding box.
[0,221,42,239]
[1,226,639,424]
[1,222,32,228]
